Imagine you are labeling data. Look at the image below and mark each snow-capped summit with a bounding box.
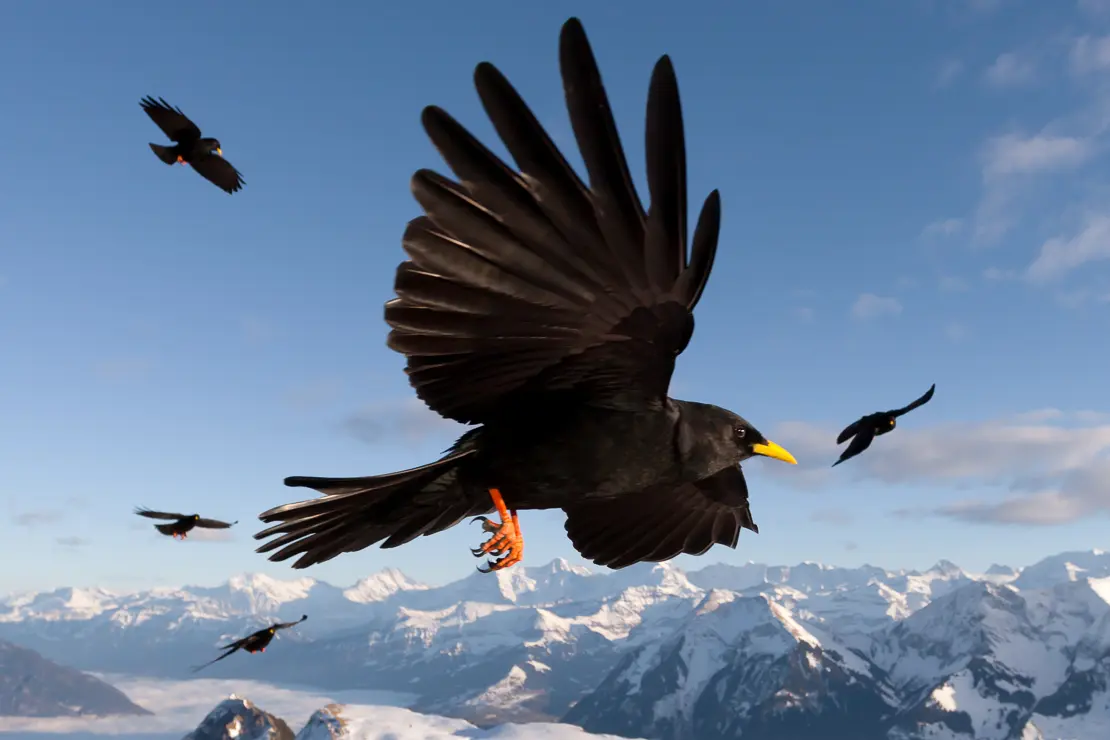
[1013,550,1110,591]
[184,695,294,740]
[344,569,428,603]
[294,703,347,739]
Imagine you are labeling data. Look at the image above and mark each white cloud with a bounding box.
[984,52,1037,87]
[851,293,903,320]
[983,134,1094,178]
[0,675,616,739]
[1071,34,1110,74]
[809,508,855,525]
[1026,214,1110,282]
[972,134,1096,245]
[1079,0,1110,16]
[767,410,1110,526]
[923,218,964,238]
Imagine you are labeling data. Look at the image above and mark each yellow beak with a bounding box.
[751,439,798,465]
[215,147,223,156]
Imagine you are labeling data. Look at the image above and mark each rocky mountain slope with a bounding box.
[0,637,149,717]
[4,550,1110,738]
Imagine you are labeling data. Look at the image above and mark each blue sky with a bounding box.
[3,0,1110,594]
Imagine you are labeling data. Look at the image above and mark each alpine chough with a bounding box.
[190,615,307,673]
[833,384,936,467]
[254,17,798,574]
[134,507,238,540]
[140,96,245,194]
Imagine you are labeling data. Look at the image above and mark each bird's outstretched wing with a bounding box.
[195,517,237,529]
[384,17,721,425]
[190,641,244,673]
[836,418,866,445]
[190,155,245,194]
[832,428,876,467]
[889,383,936,418]
[273,614,308,631]
[134,506,184,520]
[562,466,755,569]
[140,96,201,143]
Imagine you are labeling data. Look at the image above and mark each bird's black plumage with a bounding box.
[253,17,798,574]
[134,507,237,539]
[140,96,245,194]
[832,384,936,467]
[190,615,307,673]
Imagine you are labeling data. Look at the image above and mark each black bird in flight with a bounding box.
[134,507,238,540]
[832,384,936,467]
[253,17,798,574]
[140,96,245,194]
[191,615,307,673]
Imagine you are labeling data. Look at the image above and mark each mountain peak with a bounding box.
[343,568,427,603]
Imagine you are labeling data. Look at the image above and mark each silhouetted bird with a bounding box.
[833,384,936,467]
[134,507,237,540]
[190,616,307,673]
[254,17,797,575]
[140,96,245,194]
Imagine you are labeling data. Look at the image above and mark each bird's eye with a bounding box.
[734,427,746,440]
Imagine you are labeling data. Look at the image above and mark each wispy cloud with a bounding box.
[55,536,89,548]
[1070,34,1110,74]
[1026,213,1110,282]
[850,293,903,320]
[341,398,467,446]
[767,410,1110,526]
[922,218,964,238]
[12,509,65,528]
[983,266,1017,281]
[973,133,1096,245]
[983,52,1038,87]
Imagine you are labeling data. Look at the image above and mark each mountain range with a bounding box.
[0,637,149,718]
[3,550,1110,739]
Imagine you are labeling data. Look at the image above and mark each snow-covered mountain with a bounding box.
[188,695,639,739]
[3,550,1110,739]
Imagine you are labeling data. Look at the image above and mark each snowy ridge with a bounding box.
[194,696,640,739]
[6,551,1110,737]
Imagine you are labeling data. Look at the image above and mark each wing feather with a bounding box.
[140,96,201,143]
[134,507,184,520]
[562,465,755,569]
[384,17,722,425]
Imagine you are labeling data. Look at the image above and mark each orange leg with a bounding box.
[470,488,524,572]
[176,155,185,165]
[260,648,265,653]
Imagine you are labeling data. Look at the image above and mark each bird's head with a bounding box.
[269,627,276,633]
[200,137,223,156]
[878,416,897,435]
[193,514,200,521]
[673,401,798,477]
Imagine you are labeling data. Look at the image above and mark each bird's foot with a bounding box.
[176,156,185,164]
[470,488,524,573]
[260,648,265,653]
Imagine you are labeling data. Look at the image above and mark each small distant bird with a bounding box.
[134,507,238,540]
[191,615,308,673]
[140,96,245,194]
[833,384,936,467]
[254,17,798,576]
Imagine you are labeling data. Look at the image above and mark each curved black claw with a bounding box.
[476,559,498,574]
[471,516,491,526]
